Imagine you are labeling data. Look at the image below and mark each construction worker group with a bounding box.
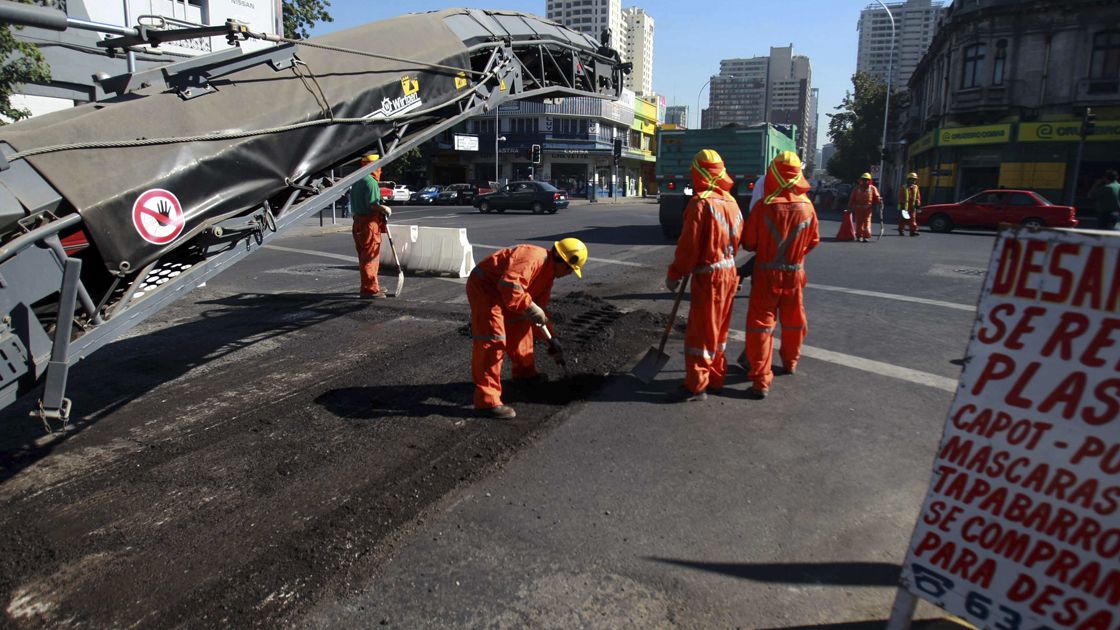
[354,149,915,417]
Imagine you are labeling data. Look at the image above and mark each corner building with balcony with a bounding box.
[433,90,659,198]
[903,0,1120,208]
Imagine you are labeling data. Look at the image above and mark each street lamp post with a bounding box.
[873,0,896,197]
[696,77,714,130]
[493,107,506,184]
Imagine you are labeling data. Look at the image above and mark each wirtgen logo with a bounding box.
[364,77,423,119]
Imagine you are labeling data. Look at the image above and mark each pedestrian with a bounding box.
[848,173,881,242]
[1089,170,1120,231]
[664,149,744,402]
[466,238,588,419]
[741,151,820,399]
[899,172,922,237]
[350,154,392,298]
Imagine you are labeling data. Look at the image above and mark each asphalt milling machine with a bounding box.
[0,2,632,429]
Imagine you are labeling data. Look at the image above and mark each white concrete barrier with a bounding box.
[379,225,475,277]
[410,226,476,277]
[379,224,418,269]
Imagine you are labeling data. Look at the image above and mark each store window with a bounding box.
[961,43,986,89]
[1090,30,1120,93]
[992,40,1007,86]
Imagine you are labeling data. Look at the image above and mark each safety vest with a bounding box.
[901,185,920,211]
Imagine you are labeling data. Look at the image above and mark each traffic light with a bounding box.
[613,137,623,159]
[530,144,542,164]
[1081,108,1097,138]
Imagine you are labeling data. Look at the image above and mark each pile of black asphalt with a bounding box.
[0,290,664,628]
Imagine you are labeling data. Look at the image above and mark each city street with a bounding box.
[1,199,994,628]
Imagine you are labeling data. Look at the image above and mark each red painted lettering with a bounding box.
[1014,239,1048,300]
[978,304,1014,344]
[1005,361,1040,409]
[1041,242,1080,304]
[1041,312,1091,360]
[1037,371,1086,420]
[1084,379,1119,426]
[1072,247,1105,310]
[992,239,1022,296]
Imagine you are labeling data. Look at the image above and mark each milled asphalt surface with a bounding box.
[0,197,995,628]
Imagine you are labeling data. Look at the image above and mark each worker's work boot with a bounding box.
[665,386,707,403]
[745,387,768,400]
[479,405,517,419]
[777,363,797,376]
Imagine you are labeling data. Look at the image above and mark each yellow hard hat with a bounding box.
[361,153,380,164]
[553,237,588,278]
[774,151,803,169]
[860,172,872,180]
[907,172,918,180]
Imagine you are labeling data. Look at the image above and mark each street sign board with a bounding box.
[454,134,479,151]
[891,228,1120,630]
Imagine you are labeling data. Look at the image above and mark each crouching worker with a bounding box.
[665,149,744,402]
[466,238,588,419]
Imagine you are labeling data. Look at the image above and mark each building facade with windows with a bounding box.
[857,0,947,88]
[702,46,812,158]
[423,90,659,198]
[10,0,281,118]
[546,0,623,45]
[903,0,1120,208]
[621,7,654,97]
[664,105,688,128]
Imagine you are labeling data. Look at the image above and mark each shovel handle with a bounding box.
[657,276,689,354]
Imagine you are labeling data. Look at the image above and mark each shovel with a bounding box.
[631,276,689,384]
[384,220,405,298]
[538,324,570,378]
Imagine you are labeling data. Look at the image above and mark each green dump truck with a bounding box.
[656,124,798,239]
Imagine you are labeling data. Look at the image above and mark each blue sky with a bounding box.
[312,1,874,153]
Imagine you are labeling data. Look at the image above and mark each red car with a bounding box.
[918,189,1078,233]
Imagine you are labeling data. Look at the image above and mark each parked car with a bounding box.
[409,185,443,204]
[436,183,479,205]
[474,181,569,214]
[378,180,395,201]
[918,189,1078,233]
[390,184,412,204]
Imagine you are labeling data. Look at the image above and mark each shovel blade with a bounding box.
[631,347,670,384]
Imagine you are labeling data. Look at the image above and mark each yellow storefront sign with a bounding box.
[939,124,1012,146]
[998,162,1066,190]
[910,131,937,155]
[1019,121,1120,142]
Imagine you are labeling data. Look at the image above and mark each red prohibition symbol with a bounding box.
[132,189,185,245]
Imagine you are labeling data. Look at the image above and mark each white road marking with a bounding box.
[473,244,648,267]
[727,330,958,392]
[806,283,975,312]
[264,244,357,263]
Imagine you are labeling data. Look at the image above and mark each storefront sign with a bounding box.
[911,131,937,156]
[453,134,479,151]
[939,124,1012,146]
[895,228,1120,630]
[1019,121,1120,143]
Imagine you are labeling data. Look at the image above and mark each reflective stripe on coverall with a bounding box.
[848,184,880,240]
[743,162,821,391]
[899,184,921,235]
[466,244,556,409]
[668,150,744,394]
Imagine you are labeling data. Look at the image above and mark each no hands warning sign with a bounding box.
[132,189,185,245]
[895,228,1120,630]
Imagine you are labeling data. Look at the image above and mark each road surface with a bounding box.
[0,199,992,628]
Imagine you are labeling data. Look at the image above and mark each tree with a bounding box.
[0,0,52,124]
[282,0,333,40]
[826,72,901,184]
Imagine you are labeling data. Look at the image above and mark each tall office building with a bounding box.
[806,88,819,172]
[664,105,688,128]
[856,0,946,88]
[702,46,812,157]
[546,0,623,45]
[621,7,655,97]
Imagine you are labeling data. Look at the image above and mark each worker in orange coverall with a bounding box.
[847,172,881,242]
[350,154,391,297]
[664,149,744,402]
[899,172,922,236]
[742,151,821,399]
[466,238,588,419]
